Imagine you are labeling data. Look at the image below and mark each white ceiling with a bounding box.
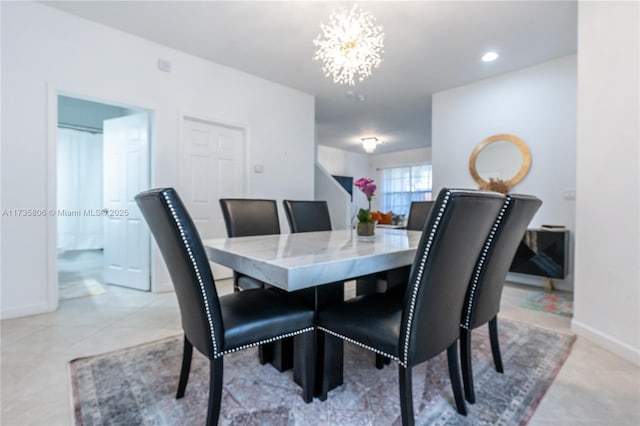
[44,1,577,154]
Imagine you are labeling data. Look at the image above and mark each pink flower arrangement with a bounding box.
[354,177,377,201]
[354,177,377,223]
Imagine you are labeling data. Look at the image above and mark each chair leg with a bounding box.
[233,274,240,293]
[176,336,193,399]
[489,316,504,373]
[206,357,223,426]
[399,365,415,426]
[446,343,467,416]
[459,328,475,404]
[293,331,315,403]
[318,330,330,401]
[375,354,391,369]
[375,354,385,369]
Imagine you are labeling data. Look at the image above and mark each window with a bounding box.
[380,164,432,215]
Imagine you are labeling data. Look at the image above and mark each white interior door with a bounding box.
[103,113,150,290]
[180,117,246,279]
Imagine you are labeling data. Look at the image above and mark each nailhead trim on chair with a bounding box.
[162,190,219,357]
[402,190,451,366]
[461,196,511,330]
[218,327,315,358]
[318,327,404,367]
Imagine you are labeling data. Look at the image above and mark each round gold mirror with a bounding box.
[469,134,531,191]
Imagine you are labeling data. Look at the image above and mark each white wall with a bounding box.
[317,145,432,216]
[317,145,373,221]
[370,147,431,171]
[0,2,315,318]
[432,56,577,291]
[573,1,639,365]
[314,163,351,230]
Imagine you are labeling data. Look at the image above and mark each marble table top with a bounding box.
[204,228,422,291]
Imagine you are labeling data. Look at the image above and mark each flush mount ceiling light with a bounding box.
[313,5,385,86]
[362,137,381,153]
[482,51,499,62]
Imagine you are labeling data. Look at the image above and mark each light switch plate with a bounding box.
[563,189,576,200]
[157,58,171,72]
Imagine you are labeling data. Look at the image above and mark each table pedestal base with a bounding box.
[260,340,293,372]
[292,282,345,397]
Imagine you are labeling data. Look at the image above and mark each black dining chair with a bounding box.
[317,188,505,424]
[136,188,315,426]
[219,198,281,292]
[405,200,435,231]
[283,200,332,233]
[219,198,292,370]
[460,194,542,403]
[356,200,435,298]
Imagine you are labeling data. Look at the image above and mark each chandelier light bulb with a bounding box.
[313,5,385,86]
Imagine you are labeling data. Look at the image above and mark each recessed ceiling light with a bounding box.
[482,51,499,62]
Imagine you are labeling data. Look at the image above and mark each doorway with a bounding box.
[56,95,152,299]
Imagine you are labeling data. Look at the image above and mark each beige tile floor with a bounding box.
[1,281,639,425]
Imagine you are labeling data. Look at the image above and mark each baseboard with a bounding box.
[0,301,53,320]
[571,319,640,366]
[506,272,573,292]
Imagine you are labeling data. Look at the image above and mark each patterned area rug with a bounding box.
[70,319,575,425]
[522,291,574,318]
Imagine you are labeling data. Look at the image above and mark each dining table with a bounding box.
[204,227,422,397]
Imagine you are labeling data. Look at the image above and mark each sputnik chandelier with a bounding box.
[313,5,384,86]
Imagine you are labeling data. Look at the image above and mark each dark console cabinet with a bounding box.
[509,228,569,279]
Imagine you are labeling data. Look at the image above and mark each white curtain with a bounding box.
[57,127,104,251]
[380,164,433,215]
